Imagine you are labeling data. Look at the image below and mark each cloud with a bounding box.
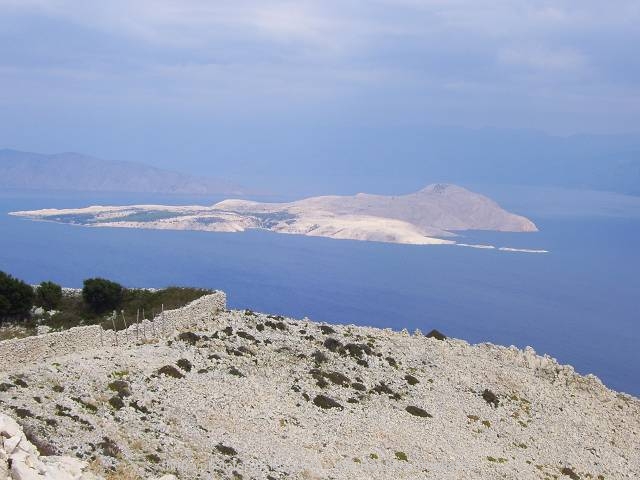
[498,45,588,73]
[0,0,638,134]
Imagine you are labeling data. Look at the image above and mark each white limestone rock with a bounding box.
[0,293,637,479]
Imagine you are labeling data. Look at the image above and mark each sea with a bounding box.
[0,186,638,396]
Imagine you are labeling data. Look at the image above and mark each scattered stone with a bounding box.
[0,413,95,479]
[0,294,635,480]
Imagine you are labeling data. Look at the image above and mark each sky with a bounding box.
[0,1,639,190]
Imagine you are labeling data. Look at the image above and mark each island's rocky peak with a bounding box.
[420,183,454,194]
[10,183,539,248]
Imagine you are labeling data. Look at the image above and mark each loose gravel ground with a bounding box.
[1,301,638,479]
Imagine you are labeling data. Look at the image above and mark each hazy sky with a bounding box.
[1,1,639,184]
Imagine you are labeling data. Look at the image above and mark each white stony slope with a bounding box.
[0,295,638,479]
[11,184,538,247]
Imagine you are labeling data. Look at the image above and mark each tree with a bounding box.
[0,271,35,321]
[36,281,63,310]
[82,278,123,314]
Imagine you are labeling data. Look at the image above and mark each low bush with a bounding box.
[177,331,200,345]
[404,374,419,386]
[38,285,212,331]
[426,329,447,341]
[560,467,580,480]
[108,380,131,398]
[108,396,124,410]
[313,394,343,410]
[82,278,123,314]
[215,443,237,456]
[176,359,193,372]
[35,281,62,310]
[157,365,184,379]
[405,406,432,418]
[0,271,34,321]
[323,338,342,352]
[482,389,499,408]
[395,451,408,461]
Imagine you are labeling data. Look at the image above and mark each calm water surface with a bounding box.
[0,189,638,396]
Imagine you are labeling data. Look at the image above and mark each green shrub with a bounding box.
[108,380,131,398]
[482,389,499,408]
[404,374,419,386]
[157,365,184,379]
[313,394,343,410]
[561,467,580,479]
[426,329,447,340]
[405,406,432,418]
[35,281,63,310]
[82,278,123,313]
[0,271,34,321]
[215,443,237,456]
[108,396,124,410]
[176,359,193,372]
[395,451,408,461]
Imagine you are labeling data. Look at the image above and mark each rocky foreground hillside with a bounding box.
[0,294,638,479]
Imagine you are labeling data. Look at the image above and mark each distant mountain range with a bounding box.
[200,126,640,197]
[0,149,243,195]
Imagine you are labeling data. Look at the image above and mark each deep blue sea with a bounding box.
[0,187,638,396]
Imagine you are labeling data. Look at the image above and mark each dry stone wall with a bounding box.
[0,292,226,372]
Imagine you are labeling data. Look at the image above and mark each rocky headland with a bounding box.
[1,293,637,479]
[10,184,543,249]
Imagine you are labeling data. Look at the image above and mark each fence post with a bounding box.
[111,315,118,347]
[142,308,147,341]
[122,311,128,342]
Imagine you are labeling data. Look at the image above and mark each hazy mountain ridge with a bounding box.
[0,149,242,195]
